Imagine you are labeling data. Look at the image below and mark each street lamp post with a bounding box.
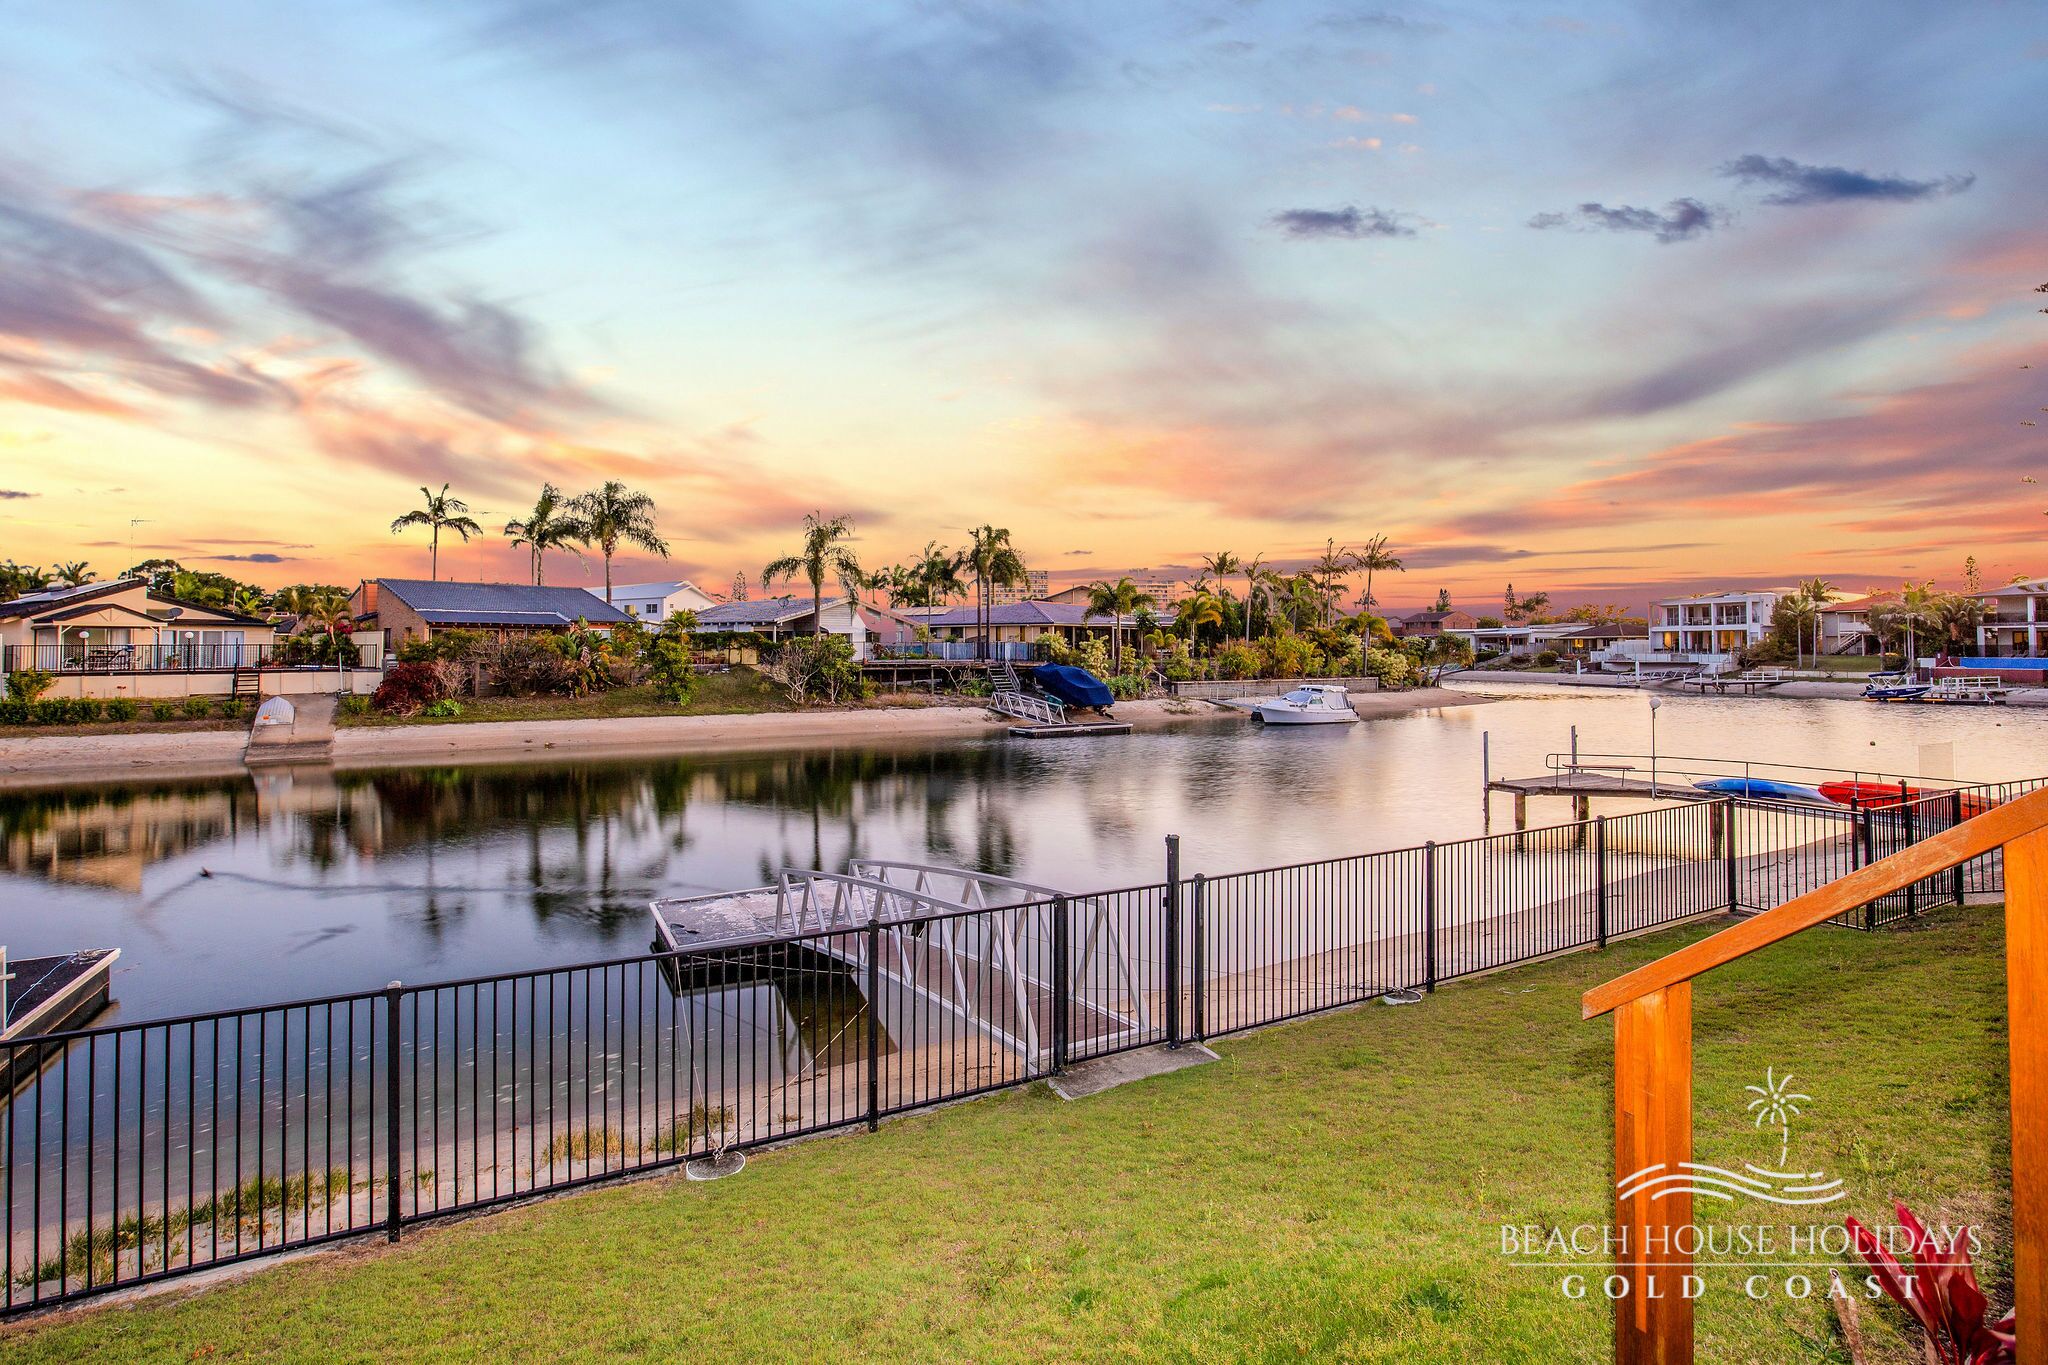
[1649,695,1662,797]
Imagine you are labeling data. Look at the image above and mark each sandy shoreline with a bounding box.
[0,686,1493,789]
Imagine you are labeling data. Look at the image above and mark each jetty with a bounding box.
[0,948,119,1088]
[651,862,1147,1068]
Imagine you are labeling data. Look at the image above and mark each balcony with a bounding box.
[3,643,277,674]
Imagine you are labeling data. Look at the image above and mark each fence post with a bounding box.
[866,923,881,1131]
[1858,808,1877,929]
[1595,817,1610,949]
[1190,875,1207,1041]
[383,981,403,1243]
[1723,797,1740,912]
[1902,789,1919,918]
[1050,896,1070,1072]
[1952,791,1967,906]
[1423,840,1438,993]
[1163,835,1182,1048]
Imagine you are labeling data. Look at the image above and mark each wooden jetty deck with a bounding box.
[1009,720,1132,739]
[1,949,119,1087]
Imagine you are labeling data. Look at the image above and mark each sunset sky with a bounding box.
[2,1,2043,610]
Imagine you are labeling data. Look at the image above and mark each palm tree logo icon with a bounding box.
[1744,1068,1812,1170]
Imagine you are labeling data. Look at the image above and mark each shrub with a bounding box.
[395,629,486,665]
[30,699,69,725]
[1213,643,1260,681]
[1533,649,1559,668]
[337,694,372,718]
[646,620,699,706]
[474,636,574,697]
[373,661,452,716]
[149,700,179,722]
[1364,646,1414,689]
[182,696,212,719]
[103,697,139,722]
[760,635,861,704]
[5,669,54,703]
[0,699,25,725]
[220,698,250,721]
[421,699,463,718]
[273,632,361,668]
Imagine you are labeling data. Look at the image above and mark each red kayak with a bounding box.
[1820,781,1996,818]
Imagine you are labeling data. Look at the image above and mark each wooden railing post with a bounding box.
[1614,983,1693,1365]
[2006,827,2048,1365]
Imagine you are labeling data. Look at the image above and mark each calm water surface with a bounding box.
[6,684,2047,1021]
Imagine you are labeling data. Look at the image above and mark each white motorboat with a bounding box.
[1251,684,1360,726]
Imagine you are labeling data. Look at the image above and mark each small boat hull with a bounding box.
[1252,705,1359,725]
[1251,684,1360,726]
[1692,777,1827,803]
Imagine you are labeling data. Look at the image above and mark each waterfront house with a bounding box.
[1443,621,1584,660]
[1816,593,1894,657]
[688,595,919,661]
[915,600,1140,661]
[0,577,282,699]
[349,579,630,652]
[1391,608,1477,639]
[1558,621,1651,667]
[607,579,719,624]
[1647,589,1780,670]
[1974,578,2048,659]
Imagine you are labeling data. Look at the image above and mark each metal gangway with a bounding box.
[985,661,1065,726]
[650,861,1144,1067]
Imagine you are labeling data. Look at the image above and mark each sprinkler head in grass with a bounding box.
[1378,988,1424,1006]
[686,1149,746,1181]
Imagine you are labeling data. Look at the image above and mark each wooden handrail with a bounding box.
[1584,783,2048,1019]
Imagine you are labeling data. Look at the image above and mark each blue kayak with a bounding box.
[1032,664,1115,710]
[1693,777,1827,803]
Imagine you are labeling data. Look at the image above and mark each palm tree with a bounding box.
[232,586,269,618]
[390,484,483,581]
[1175,590,1225,645]
[1239,553,1268,642]
[54,560,94,587]
[763,512,864,634]
[1796,578,1834,666]
[1309,540,1356,626]
[1200,551,1240,604]
[901,541,966,607]
[1927,592,1983,657]
[505,484,589,586]
[1353,535,1404,612]
[964,525,1028,661]
[570,481,668,603]
[1083,576,1159,675]
[304,593,353,672]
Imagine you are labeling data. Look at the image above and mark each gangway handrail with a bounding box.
[1545,748,1971,789]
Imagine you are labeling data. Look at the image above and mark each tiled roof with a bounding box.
[922,601,1126,628]
[0,578,136,620]
[376,578,630,625]
[692,595,846,627]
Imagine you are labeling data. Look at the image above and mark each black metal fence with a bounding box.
[0,789,2014,1313]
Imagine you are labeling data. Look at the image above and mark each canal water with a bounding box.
[4,685,2046,1023]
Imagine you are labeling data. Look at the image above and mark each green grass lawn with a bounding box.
[7,909,2011,1364]
[338,673,962,727]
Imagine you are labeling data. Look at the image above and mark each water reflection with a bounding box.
[4,689,2047,1021]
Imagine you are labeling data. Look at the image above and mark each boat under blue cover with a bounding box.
[1032,664,1115,710]
[1692,776,1827,803]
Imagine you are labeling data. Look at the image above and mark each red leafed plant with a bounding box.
[1845,1203,2015,1364]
